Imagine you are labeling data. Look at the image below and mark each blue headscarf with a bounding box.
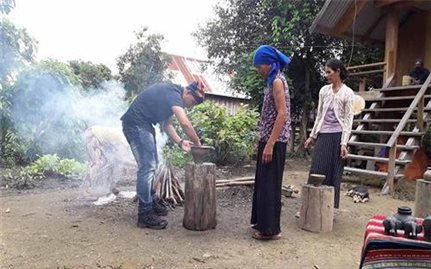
[253,45,290,88]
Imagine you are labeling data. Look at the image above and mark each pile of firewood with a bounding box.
[152,167,298,207]
[154,164,185,207]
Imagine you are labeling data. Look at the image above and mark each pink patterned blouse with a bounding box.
[258,72,291,143]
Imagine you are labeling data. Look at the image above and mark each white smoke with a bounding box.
[72,80,128,129]
[10,71,128,160]
[155,124,169,165]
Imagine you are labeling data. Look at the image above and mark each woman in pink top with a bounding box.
[251,45,291,241]
[304,59,354,209]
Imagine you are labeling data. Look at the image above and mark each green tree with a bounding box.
[9,59,85,162]
[117,27,171,97]
[0,0,15,14]
[69,60,112,89]
[0,18,37,165]
[195,0,336,152]
[195,0,383,153]
[0,18,37,85]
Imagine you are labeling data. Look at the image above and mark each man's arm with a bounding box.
[171,106,201,146]
[163,117,182,145]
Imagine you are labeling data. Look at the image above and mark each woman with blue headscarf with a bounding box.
[250,45,291,240]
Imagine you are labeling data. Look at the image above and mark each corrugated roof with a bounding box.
[310,0,353,33]
[310,0,431,43]
[167,53,248,99]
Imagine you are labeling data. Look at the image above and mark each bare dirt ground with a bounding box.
[0,159,415,269]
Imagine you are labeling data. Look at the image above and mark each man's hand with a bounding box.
[196,81,205,92]
[172,106,201,145]
[304,137,315,149]
[180,140,194,153]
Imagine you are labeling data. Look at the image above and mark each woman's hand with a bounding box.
[304,137,315,149]
[262,142,274,164]
[340,145,349,159]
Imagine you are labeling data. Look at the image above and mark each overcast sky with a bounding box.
[8,0,218,72]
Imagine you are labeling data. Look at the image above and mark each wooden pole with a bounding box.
[418,95,425,132]
[384,9,399,84]
[414,179,431,218]
[387,145,397,196]
[183,163,217,231]
[299,185,334,233]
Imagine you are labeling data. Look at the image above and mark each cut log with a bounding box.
[414,179,431,218]
[183,163,217,231]
[216,181,254,187]
[299,185,334,233]
[215,177,254,183]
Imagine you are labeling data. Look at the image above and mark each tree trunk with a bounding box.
[288,121,295,153]
[183,163,217,231]
[299,184,334,233]
[414,179,431,218]
[296,67,311,155]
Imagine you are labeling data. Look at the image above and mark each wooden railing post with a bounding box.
[418,95,425,132]
[387,145,397,196]
[384,73,431,195]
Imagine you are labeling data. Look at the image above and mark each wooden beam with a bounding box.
[347,61,386,70]
[349,69,386,76]
[375,0,403,8]
[390,1,425,11]
[384,9,399,82]
[361,13,387,43]
[359,78,367,92]
[333,0,368,35]
[315,25,384,45]
[418,95,425,132]
[387,145,396,196]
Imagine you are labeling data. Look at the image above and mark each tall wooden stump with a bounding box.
[299,184,334,233]
[414,179,431,218]
[183,163,217,231]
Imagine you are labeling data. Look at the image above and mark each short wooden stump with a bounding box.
[299,184,334,233]
[183,163,217,231]
[414,179,431,218]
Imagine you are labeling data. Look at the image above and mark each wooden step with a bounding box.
[347,141,420,150]
[354,119,417,123]
[351,130,424,136]
[344,167,403,179]
[374,84,431,92]
[367,95,431,102]
[347,154,411,165]
[362,107,431,112]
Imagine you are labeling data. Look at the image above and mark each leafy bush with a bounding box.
[1,167,44,189]
[162,146,192,168]
[9,61,86,162]
[57,158,87,177]
[1,154,87,189]
[168,101,259,166]
[29,154,87,178]
[423,126,431,158]
[0,128,26,166]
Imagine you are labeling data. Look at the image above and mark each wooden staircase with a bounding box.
[345,74,431,195]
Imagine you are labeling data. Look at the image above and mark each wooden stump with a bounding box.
[414,179,431,218]
[299,184,334,233]
[183,163,217,231]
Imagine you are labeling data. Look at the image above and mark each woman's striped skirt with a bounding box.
[308,132,344,208]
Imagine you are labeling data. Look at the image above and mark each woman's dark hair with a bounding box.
[326,58,349,81]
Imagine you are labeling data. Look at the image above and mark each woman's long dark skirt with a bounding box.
[251,142,287,236]
[308,132,344,208]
